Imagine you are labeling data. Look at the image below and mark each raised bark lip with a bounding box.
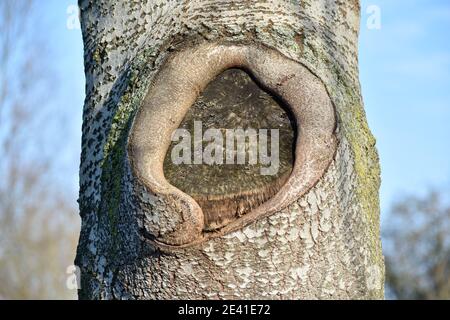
[128,41,337,248]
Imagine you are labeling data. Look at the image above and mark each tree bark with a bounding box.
[76,0,384,299]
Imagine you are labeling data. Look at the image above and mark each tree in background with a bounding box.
[384,189,450,299]
[0,1,79,299]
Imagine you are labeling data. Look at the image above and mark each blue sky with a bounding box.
[359,0,450,216]
[43,0,450,222]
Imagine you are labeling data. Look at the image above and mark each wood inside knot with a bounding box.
[163,68,296,231]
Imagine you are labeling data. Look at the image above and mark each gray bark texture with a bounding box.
[76,0,384,299]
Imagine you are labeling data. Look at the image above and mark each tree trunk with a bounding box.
[76,0,384,299]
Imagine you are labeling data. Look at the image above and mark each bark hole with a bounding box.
[163,68,296,231]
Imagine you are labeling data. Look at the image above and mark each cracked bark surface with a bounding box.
[76,0,384,299]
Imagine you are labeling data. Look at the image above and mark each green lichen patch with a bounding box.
[98,48,159,246]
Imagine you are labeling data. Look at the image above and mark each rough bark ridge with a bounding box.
[76,0,384,299]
